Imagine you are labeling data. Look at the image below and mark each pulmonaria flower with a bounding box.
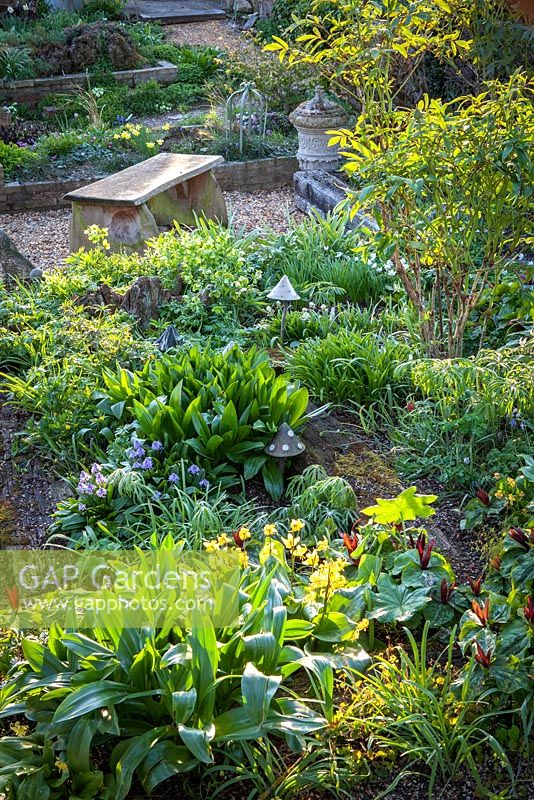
[476,488,490,506]
[440,578,456,603]
[474,642,492,668]
[151,441,164,452]
[468,574,483,596]
[168,472,179,484]
[263,523,277,537]
[414,533,435,570]
[471,598,490,627]
[290,519,305,533]
[198,479,209,490]
[141,457,153,470]
[77,470,95,495]
[188,464,201,475]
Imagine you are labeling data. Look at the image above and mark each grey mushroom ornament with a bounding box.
[265,423,305,472]
[267,275,300,343]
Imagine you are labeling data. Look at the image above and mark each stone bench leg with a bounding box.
[70,201,160,254]
[146,170,228,228]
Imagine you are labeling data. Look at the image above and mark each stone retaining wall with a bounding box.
[0,157,298,215]
[0,61,177,106]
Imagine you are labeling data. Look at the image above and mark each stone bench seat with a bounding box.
[64,153,228,254]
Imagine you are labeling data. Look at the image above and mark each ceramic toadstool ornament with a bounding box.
[265,422,305,458]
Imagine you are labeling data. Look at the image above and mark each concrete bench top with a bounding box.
[64,153,224,207]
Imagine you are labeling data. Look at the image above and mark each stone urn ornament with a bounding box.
[289,87,348,172]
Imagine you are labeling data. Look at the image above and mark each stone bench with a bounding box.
[64,153,228,254]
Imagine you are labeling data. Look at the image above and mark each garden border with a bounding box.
[0,157,298,214]
[0,61,178,106]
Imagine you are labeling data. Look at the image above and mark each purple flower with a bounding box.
[168,472,179,484]
[199,479,209,490]
[188,464,201,475]
[132,461,141,469]
[96,487,107,498]
[141,457,153,470]
[151,441,164,452]
[78,503,86,512]
[153,491,162,500]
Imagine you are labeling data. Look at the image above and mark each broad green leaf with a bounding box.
[362,486,437,524]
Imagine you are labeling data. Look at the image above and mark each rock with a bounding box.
[75,277,170,329]
[293,170,377,230]
[234,0,253,12]
[0,230,35,284]
[156,324,183,352]
[29,268,43,281]
[243,12,259,29]
[121,276,169,330]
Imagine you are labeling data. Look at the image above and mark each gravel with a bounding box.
[0,188,303,270]
[165,19,249,51]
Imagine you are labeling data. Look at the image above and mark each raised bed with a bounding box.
[0,61,178,106]
[0,157,298,214]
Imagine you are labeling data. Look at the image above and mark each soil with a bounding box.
[0,402,68,549]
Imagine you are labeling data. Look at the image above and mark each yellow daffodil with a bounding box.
[290,518,305,533]
[263,523,277,537]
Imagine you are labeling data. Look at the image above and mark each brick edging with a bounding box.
[0,157,298,215]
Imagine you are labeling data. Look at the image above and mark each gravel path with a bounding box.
[165,19,247,50]
[0,188,303,270]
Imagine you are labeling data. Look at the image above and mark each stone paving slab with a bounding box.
[64,153,224,207]
[124,0,226,23]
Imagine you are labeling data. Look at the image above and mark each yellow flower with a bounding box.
[203,540,219,553]
[10,722,29,736]
[113,133,121,139]
[316,537,328,552]
[238,550,249,568]
[263,523,277,537]
[121,131,131,140]
[306,558,347,604]
[293,544,308,559]
[303,549,320,566]
[146,142,155,149]
[290,518,305,533]
[282,532,301,551]
[157,139,164,146]
[162,122,171,130]
[236,526,251,541]
[216,533,232,548]
[355,618,369,632]
[55,759,69,773]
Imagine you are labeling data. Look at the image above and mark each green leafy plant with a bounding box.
[96,344,314,499]
[286,329,412,416]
